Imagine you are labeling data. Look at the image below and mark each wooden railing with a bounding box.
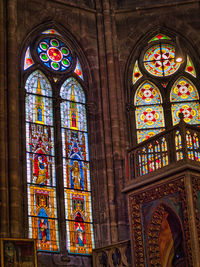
[92,240,131,267]
[126,114,200,180]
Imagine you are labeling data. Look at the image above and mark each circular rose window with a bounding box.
[143,44,180,77]
[37,38,72,71]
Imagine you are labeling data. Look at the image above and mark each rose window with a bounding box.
[37,38,72,71]
[143,44,180,77]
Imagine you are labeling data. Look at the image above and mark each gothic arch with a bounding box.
[20,24,95,255]
[125,27,200,146]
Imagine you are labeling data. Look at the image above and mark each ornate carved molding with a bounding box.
[129,178,192,266]
[192,177,200,244]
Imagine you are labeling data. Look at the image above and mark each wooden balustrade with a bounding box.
[126,115,200,181]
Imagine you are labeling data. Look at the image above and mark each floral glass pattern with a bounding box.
[132,60,142,84]
[60,78,94,254]
[135,81,165,143]
[170,77,200,125]
[37,38,72,71]
[143,44,180,77]
[25,70,59,251]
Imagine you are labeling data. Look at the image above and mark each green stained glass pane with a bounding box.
[149,34,171,43]
[170,77,199,102]
[62,59,70,66]
[135,81,162,106]
[171,101,200,125]
[135,105,165,129]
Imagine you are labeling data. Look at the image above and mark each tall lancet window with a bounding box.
[23,29,94,254]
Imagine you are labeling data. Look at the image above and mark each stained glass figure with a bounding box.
[42,29,61,35]
[25,70,59,252]
[37,38,72,72]
[74,58,84,80]
[60,78,94,254]
[132,61,142,84]
[149,34,171,43]
[24,46,34,70]
[185,55,196,77]
[143,44,180,77]
[170,77,199,102]
[135,81,162,106]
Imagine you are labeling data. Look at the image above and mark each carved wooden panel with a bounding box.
[129,178,192,266]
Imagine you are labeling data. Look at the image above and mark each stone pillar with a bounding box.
[95,0,118,243]
[0,0,9,237]
[7,0,23,237]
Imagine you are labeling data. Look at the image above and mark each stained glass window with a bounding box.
[170,77,200,125]
[42,29,61,35]
[132,61,142,84]
[24,31,94,255]
[24,46,34,70]
[185,55,196,77]
[74,59,84,80]
[149,34,171,43]
[25,70,59,251]
[143,43,180,77]
[135,81,165,143]
[37,38,72,71]
[60,78,94,255]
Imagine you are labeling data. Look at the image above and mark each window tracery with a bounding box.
[23,29,94,254]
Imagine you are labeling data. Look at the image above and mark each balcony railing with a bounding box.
[92,240,131,267]
[126,114,200,181]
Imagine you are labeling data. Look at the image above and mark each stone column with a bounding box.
[0,0,9,237]
[7,0,23,237]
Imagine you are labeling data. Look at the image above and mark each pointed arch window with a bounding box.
[135,81,165,143]
[23,29,94,254]
[170,77,200,125]
[131,33,199,145]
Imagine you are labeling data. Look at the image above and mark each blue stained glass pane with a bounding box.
[25,70,52,97]
[26,94,53,126]
[61,129,89,161]
[60,77,85,103]
[60,101,87,131]
[63,159,91,191]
